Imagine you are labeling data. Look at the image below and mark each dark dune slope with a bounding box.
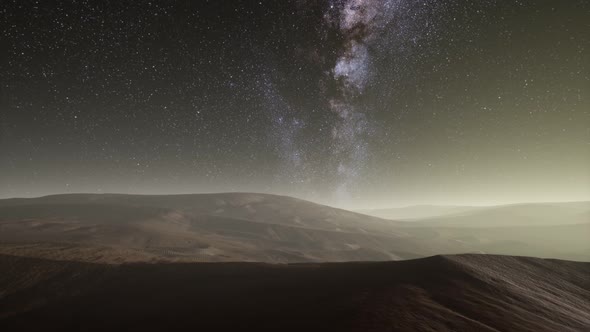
[1,254,588,332]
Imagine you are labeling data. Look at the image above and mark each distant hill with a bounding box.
[0,193,588,263]
[357,205,481,220]
[405,201,590,227]
[377,201,590,262]
[357,201,590,225]
[1,254,588,332]
[0,193,459,263]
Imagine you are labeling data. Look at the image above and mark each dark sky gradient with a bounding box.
[1,0,588,208]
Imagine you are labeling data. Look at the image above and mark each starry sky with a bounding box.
[1,0,589,208]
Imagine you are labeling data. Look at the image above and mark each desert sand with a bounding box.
[1,254,588,331]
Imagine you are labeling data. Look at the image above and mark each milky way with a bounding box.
[324,0,399,201]
[2,0,588,207]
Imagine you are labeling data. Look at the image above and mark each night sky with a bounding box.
[2,0,589,208]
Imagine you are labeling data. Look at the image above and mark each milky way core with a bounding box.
[326,0,397,201]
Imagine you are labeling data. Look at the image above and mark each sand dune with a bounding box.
[0,193,464,263]
[1,194,588,262]
[0,254,588,331]
[2,194,587,331]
